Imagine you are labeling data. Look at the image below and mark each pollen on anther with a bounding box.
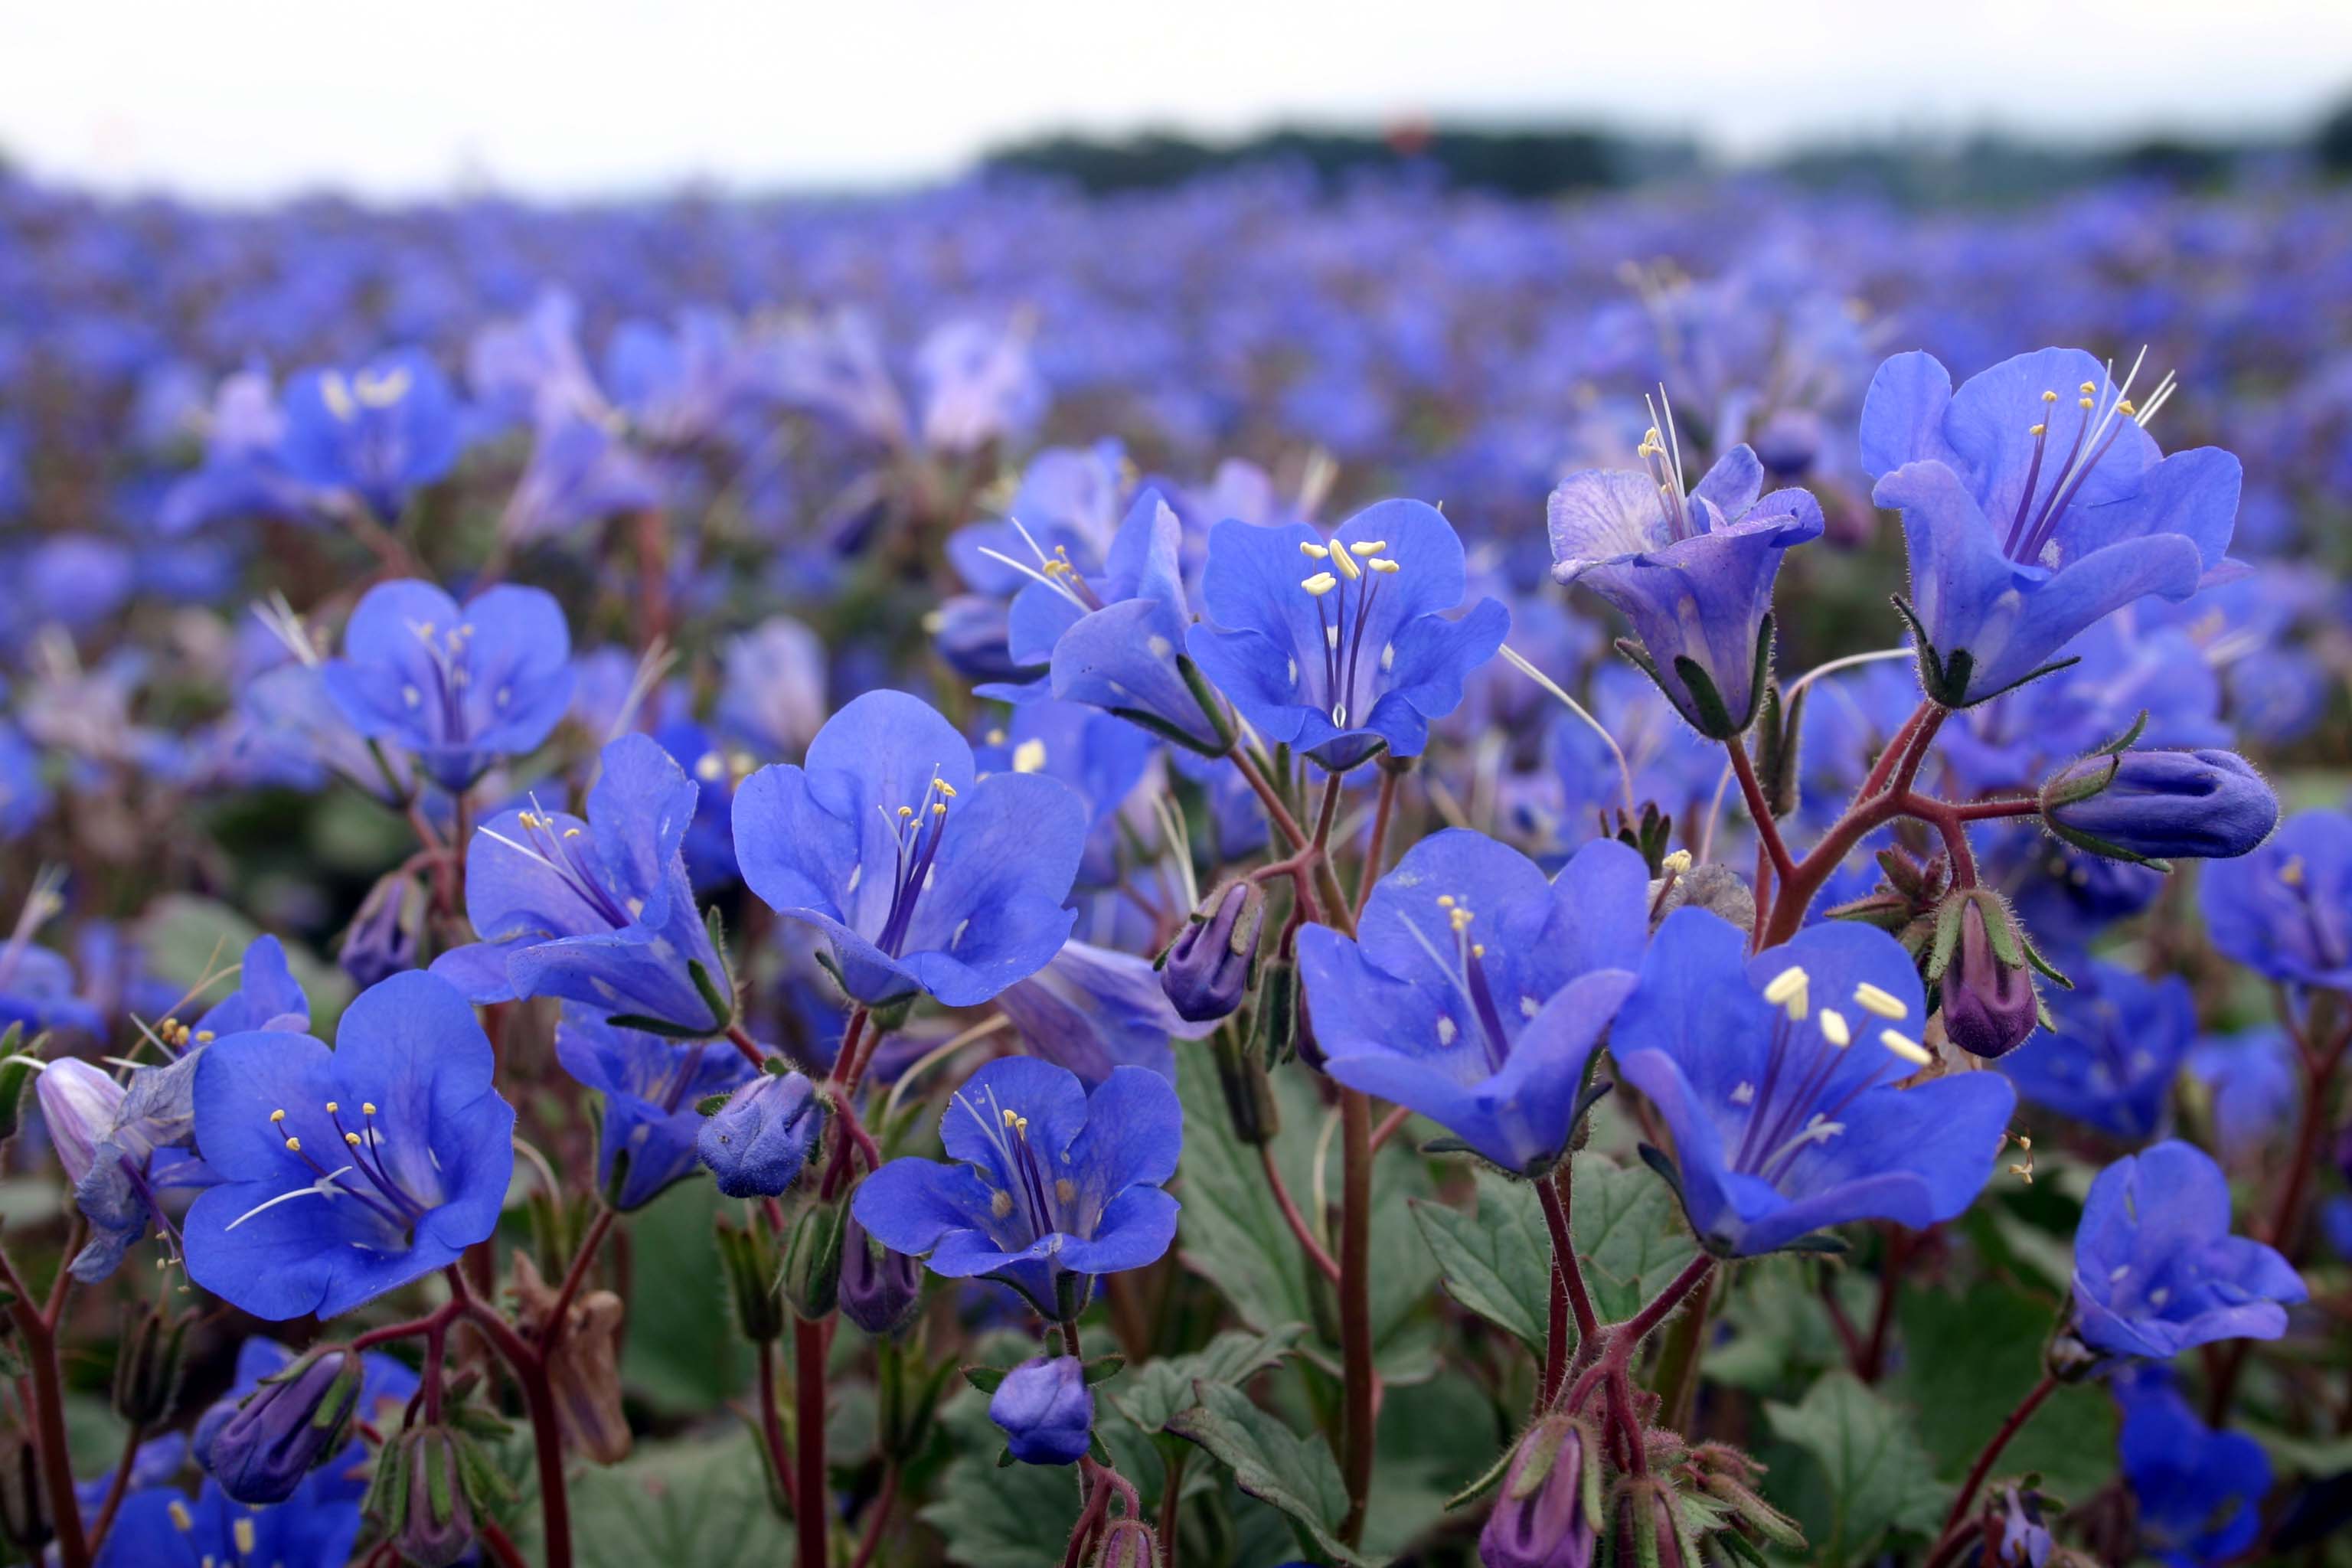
[325,1100,339,1113]
[1880,1029,1932,1067]
[344,1132,362,1146]
[1349,540,1387,555]
[1852,982,1909,1021]
[2040,389,2058,403]
[284,1135,302,1152]
[1299,541,1330,559]
[270,1108,286,1123]
[1818,1008,1851,1047]
[362,1102,377,1116]
[1302,571,1338,596]
[168,1499,194,1531]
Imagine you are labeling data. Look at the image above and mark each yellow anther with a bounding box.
[1368,557,1400,574]
[1349,540,1387,555]
[270,1108,286,1123]
[194,1030,214,1044]
[990,1189,1014,1219]
[1302,572,1338,596]
[1660,849,1692,875]
[563,827,582,838]
[2028,423,2047,436]
[1472,942,1487,958]
[169,1498,194,1530]
[2118,400,2135,416]
[325,1101,338,1113]
[234,1517,257,1556]
[898,805,914,818]
[1880,1029,1932,1067]
[1436,895,1455,907]
[937,781,957,798]
[362,1102,377,1116]
[2078,397,2094,410]
[931,802,947,816]
[284,1136,302,1152]
[2280,856,2305,887]
[1818,1008,1851,1048]
[1299,541,1330,560]
[2041,389,2058,403]
[345,1132,362,1146]
[1851,982,1908,1021]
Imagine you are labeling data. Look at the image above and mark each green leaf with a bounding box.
[620,1181,753,1412]
[1571,1152,1700,1322]
[923,1386,1161,1568]
[1172,1054,1441,1383]
[1765,1372,1949,1567]
[1113,1322,1308,1436]
[1410,1169,1553,1349]
[1165,1381,1375,1567]
[1893,1282,2115,1499]
[545,1433,775,1568]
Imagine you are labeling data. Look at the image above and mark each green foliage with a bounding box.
[1893,1282,2115,1498]
[1765,1372,1949,1566]
[620,1181,753,1411]
[1165,1380,1374,1566]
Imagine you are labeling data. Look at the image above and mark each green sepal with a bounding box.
[0,1024,34,1147]
[695,1092,734,1116]
[962,1364,1010,1394]
[1176,652,1236,753]
[1446,1438,1523,1511]
[1081,1354,1126,1386]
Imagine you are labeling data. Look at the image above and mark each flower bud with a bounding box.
[782,1198,844,1321]
[988,1355,1093,1466]
[838,1212,924,1337]
[696,1070,822,1198]
[201,1347,361,1505]
[1935,894,2041,1061]
[1478,1416,1597,1568]
[371,1426,478,1568]
[110,1302,192,1429]
[34,1057,122,1187]
[1095,1518,1161,1567]
[715,1216,786,1344]
[339,871,419,988]
[1160,881,1264,1023]
[2041,748,2278,864]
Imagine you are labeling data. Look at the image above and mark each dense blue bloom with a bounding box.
[695,1069,823,1198]
[2070,1139,2305,1360]
[1995,959,2194,1142]
[946,440,1129,599]
[184,972,516,1320]
[0,720,46,839]
[2185,1027,2300,1168]
[995,939,1214,1085]
[322,578,574,792]
[988,1355,1093,1466]
[2200,808,2352,990]
[2042,748,2277,863]
[434,732,728,1034]
[2114,1367,2269,1568]
[733,690,1085,1008]
[279,349,462,521]
[1298,831,1647,1174]
[972,695,1155,888]
[1612,911,2015,1256]
[558,1010,755,1208]
[851,1056,1180,1315]
[0,893,103,1038]
[1187,501,1509,770]
[1861,347,2239,705]
[1547,442,1823,737]
[97,1478,361,1568]
[714,615,830,756]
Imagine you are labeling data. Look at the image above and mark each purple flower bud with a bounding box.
[1161,880,1263,1024]
[199,1348,361,1505]
[389,1426,475,1568]
[838,1212,924,1336]
[1095,1518,1161,1567]
[1940,898,2040,1061]
[339,871,418,989]
[988,1354,1093,1466]
[695,1070,822,1198]
[1478,1416,1596,1568]
[2043,749,2278,863]
[34,1058,122,1187]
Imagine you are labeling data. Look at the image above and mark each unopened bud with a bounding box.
[370,1426,479,1568]
[1160,881,1264,1024]
[1095,1518,1161,1567]
[715,1216,785,1344]
[783,1198,844,1320]
[200,1347,361,1505]
[838,1212,924,1337]
[2041,748,2278,864]
[1479,1416,1597,1568]
[340,871,419,988]
[1936,894,2040,1060]
[988,1355,1093,1467]
[696,1070,822,1198]
[111,1302,193,1429]
[34,1058,122,1187]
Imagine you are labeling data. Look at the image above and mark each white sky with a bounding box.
[5,0,2351,201]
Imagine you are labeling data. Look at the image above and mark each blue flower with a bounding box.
[851,1056,1180,1315]
[2114,1367,2269,1568]
[2185,1028,2300,1169]
[2042,748,2277,864]
[97,1478,362,1568]
[322,579,575,793]
[1187,501,1510,771]
[988,1355,1093,1466]
[995,940,1215,1086]
[2069,1139,2304,1361]
[695,1070,823,1199]
[435,733,728,1035]
[279,350,462,521]
[993,488,1227,753]
[733,691,1085,1008]
[557,1009,755,1209]
[195,1334,418,1507]
[972,695,1156,888]
[1547,442,1823,737]
[0,878,103,1038]
[1612,911,2016,1257]
[2200,808,2352,991]
[184,972,516,1321]
[1993,959,2192,1143]
[946,441,1130,599]
[1860,347,2239,705]
[0,720,47,840]
[1297,831,1648,1174]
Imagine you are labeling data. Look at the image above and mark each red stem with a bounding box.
[543,1207,616,1350]
[794,1316,831,1568]
[1337,1086,1376,1547]
[452,1271,572,1568]
[755,1338,799,1513]
[1261,1143,1341,1283]
[1727,741,1795,884]
[0,1244,90,1568]
[848,1463,900,1568]
[85,1421,144,1555]
[1931,1373,2056,1563]
[1537,1168,1600,1408]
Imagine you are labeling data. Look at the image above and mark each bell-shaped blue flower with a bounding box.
[1612,911,2016,1256]
[557,1009,754,1209]
[97,1478,362,1568]
[695,1070,823,1199]
[988,1354,1093,1466]
[2199,808,2352,991]
[279,349,462,522]
[183,972,516,1321]
[851,1056,1180,1315]
[995,939,1214,1085]
[1297,831,1648,1174]
[972,695,1155,888]
[1547,443,1822,738]
[1994,959,2194,1142]
[433,733,729,1036]
[2069,1139,2305,1361]
[1187,501,1509,771]
[322,579,574,792]
[732,691,1085,1008]
[1861,347,2240,705]
[2114,1367,2269,1568]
